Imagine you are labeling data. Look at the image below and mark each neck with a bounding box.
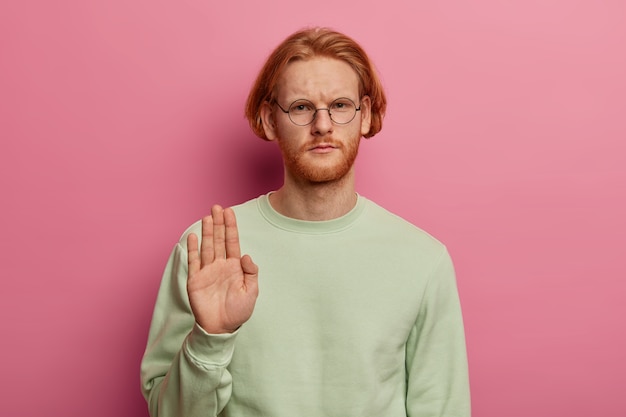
[270,169,357,221]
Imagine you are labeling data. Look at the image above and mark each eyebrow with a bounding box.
[283,96,359,104]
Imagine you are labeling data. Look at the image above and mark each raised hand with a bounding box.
[186,205,259,334]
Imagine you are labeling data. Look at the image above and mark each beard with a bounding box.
[278,136,360,184]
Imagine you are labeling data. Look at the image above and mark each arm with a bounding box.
[406,249,471,417]
[140,206,259,417]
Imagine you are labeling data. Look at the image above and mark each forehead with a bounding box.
[276,57,360,101]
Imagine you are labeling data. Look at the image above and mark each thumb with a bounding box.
[241,255,259,295]
[241,254,258,279]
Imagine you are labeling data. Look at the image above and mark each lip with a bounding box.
[308,143,338,153]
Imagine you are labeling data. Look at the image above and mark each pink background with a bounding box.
[1,1,625,416]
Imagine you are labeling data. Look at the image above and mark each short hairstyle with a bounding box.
[245,27,387,140]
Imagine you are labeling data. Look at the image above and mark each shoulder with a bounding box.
[360,197,448,254]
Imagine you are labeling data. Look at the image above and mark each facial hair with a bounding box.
[279,136,360,184]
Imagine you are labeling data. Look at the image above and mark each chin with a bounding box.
[291,159,354,183]
[281,139,360,184]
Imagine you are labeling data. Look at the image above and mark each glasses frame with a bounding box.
[275,97,361,126]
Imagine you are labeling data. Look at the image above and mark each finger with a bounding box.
[201,215,215,266]
[241,255,258,277]
[187,233,201,276]
[224,207,241,259]
[211,205,226,260]
[241,254,259,294]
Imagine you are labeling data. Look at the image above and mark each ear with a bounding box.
[260,101,278,141]
[359,95,372,137]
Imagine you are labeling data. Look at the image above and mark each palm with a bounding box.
[187,205,259,334]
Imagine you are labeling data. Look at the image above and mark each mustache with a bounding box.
[301,139,342,151]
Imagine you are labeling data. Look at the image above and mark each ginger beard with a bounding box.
[277,134,361,184]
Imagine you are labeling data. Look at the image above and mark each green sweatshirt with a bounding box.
[141,194,470,416]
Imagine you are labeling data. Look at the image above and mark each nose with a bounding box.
[311,108,333,136]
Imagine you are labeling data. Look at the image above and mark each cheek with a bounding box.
[275,122,309,147]
[275,128,301,155]
[274,119,297,140]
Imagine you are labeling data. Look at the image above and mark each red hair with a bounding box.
[245,27,387,140]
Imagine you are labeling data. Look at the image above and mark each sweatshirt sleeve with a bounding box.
[405,248,471,417]
[140,242,237,417]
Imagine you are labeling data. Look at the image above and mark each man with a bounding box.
[141,27,470,416]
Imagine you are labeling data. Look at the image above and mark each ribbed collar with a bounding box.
[256,192,366,235]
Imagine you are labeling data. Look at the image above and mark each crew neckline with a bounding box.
[256,192,366,234]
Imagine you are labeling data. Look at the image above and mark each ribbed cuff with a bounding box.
[184,322,238,367]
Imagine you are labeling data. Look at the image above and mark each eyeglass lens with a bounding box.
[288,98,359,125]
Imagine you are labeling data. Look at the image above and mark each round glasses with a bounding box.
[275,97,361,126]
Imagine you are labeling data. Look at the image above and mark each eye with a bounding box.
[290,101,314,114]
[330,99,355,112]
